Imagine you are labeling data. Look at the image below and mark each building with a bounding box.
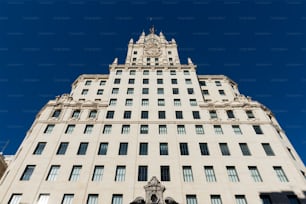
[0,153,8,180]
[0,28,305,204]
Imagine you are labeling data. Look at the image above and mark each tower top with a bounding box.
[149,25,155,34]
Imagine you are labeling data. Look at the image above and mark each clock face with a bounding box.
[144,38,161,57]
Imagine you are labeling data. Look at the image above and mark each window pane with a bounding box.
[177,125,186,134]
[183,166,193,182]
[139,143,148,155]
[273,166,289,182]
[121,125,130,134]
[262,143,275,156]
[239,143,251,156]
[62,194,74,204]
[199,143,209,155]
[8,194,22,204]
[87,194,98,204]
[33,142,46,155]
[98,143,108,155]
[115,166,126,181]
[140,125,148,134]
[204,166,216,182]
[92,166,104,181]
[159,125,167,134]
[46,165,60,181]
[180,143,189,155]
[112,195,123,204]
[214,125,223,134]
[226,166,239,182]
[248,166,262,182]
[161,166,170,181]
[195,125,204,134]
[20,165,35,181]
[44,124,54,134]
[253,125,263,134]
[65,125,75,134]
[103,125,112,134]
[186,195,197,204]
[211,195,222,204]
[118,143,128,155]
[37,194,49,204]
[235,195,247,204]
[260,195,272,204]
[84,125,93,134]
[77,143,88,155]
[220,143,230,155]
[138,166,148,181]
[69,166,82,181]
[232,125,242,135]
[57,142,68,155]
[160,143,168,155]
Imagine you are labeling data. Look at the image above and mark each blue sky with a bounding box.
[0,0,305,164]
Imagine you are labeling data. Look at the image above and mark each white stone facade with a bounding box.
[0,30,305,204]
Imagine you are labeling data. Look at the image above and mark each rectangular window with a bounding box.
[220,143,230,155]
[183,70,190,75]
[92,166,104,181]
[158,99,165,106]
[161,166,170,181]
[44,124,54,134]
[199,81,206,86]
[123,111,132,119]
[51,109,61,118]
[185,78,192,84]
[204,166,217,182]
[239,143,251,156]
[142,99,149,106]
[112,88,119,94]
[109,99,117,106]
[81,89,88,95]
[174,99,181,106]
[112,195,123,204]
[77,143,88,155]
[172,88,179,94]
[235,195,247,204]
[227,110,235,118]
[141,111,149,119]
[142,88,149,94]
[214,125,223,134]
[158,111,166,119]
[160,143,168,155]
[183,166,194,182]
[143,70,149,75]
[187,88,194,94]
[190,99,197,106]
[114,78,121,84]
[87,194,98,204]
[37,194,50,204]
[84,125,93,134]
[262,143,275,156]
[140,125,148,134]
[260,195,272,204]
[46,165,60,181]
[202,90,209,95]
[98,143,108,155]
[176,111,183,119]
[89,110,97,118]
[143,78,149,84]
[287,148,296,160]
[159,125,167,134]
[180,143,189,155]
[192,111,200,119]
[65,124,75,134]
[118,143,128,155]
[211,195,222,204]
[69,165,82,181]
[157,70,163,75]
[106,111,114,119]
[274,166,289,182]
[125,98,133,106]
[103,125,112,134]
[20,165,35,181]
[121,125,130,134]
[127,88,134,94]
[186,195,197,204]
[226,166,239,182]
[195,125,204,134]
[232,125,242,135]
[116,70,122,75]
[115,166,126,181]
[287,195,300,204]
[97,89,103,95]
[130,70,136,75]
[170,70,176,75]
[199,143,210,155]
[209,110,218,119]
[139,143,148,155]
[100,80,106,85]
[253,125,263,134]
[218,90,225,95]
[157,88,164,95]
[177,125,186,134]
[171,79,178,84]
[138,166,148,181]
[33,142,46,155]
[72,110,80,118]
[128,78,135,84]
[62,194,74,204]
[8,194,22,204]
[248,166,262,182]
[157,78,163,84]
[246,110,255,118]
[57,142,68,155]
[215,81,221,86]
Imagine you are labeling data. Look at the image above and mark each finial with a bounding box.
[129,38,134,44]
[112,58,118,64]
[149,25,155,34]
[188,57,193,65]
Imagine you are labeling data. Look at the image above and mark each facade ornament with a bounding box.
[112,58,118,65]
[149,25,155,34]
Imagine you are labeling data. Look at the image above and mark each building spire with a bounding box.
[149,25,155,34]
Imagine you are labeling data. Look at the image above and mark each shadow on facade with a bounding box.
[259,190,306,204]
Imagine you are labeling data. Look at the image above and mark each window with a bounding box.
[202,90,209,95]
[158,111,166,119]
[287,148,296,160]
[33,142,46,155]
[77,143,88,155]
[109,99,117,106]
[87,194,98,204]
[133,50,137,54]
[190,99,197,106]
[103,125,112,134]
[114,78,121,84]
[142,88,149,94]
[100,80,106,85]
[175,111,183,119]
[143,70,149,75]
[171,79,178,84]
[287,195,300,204]
[52,109,61,118]
[187,88,194,94]
[161,166,170,181]
[185,78,192,84]
[69,165,82,181]
[220,143,230,155]
[209,110,218,119]
[115,166,126,181]
[89,110,97,118]
[253,125,263,134]
[37,194,50,204]
[130,70,136,75]
[186,195,197,204]
[170,70,176,75]
[141,111,149,119]
[118,143,128,155]
[116,70,122,75]
[177,125,186,134]
[214,125,223,134]
[140,125,148,134]
[72,110,80,119]
[158,99,165,106]
[97,89,103,95]
[8,194,22,204]
[139,143,148,155]
[81,89,88,95]
[106,111,114,119]
[246,110,255,118]
[112,195,123,204]
[127,88,134,94]
[195,125,204,134]
[121,125,130,134]
[239,143,251,156]
[138,166,148,181]
[160,143,168,155]
[215,81,221,86]
[227,166,239,182]
[260,195,272,204]
[128,78,135,84]
[172,88,179,94]
[143,78,149,84]
[57,142,68,155]
[62,194,74,204]
[199,143,209,155]
[46,165,60,181]
[226,110,235,118]
[192,111,200,119]
[199,81,206,86]
[180,143,189,155]
[157,79,163,84]
[204,166,217,182]
[159,125,167,134]
[125,98,133,106]
[123,111,131,119]
[274,166,289,182]
[157,88,164,94]
[142,99,149,106]
[98,143,108,155]
[20,165,35,180]
[235,195,247,204]
[248,166,262,182]
[174,99,181,106]
[84,125,93,134]
[232,125,242,135]
[65,124,75,134]
[112,88,119,94]
[211,195,222,204]
[183,166,194,182]
[218,90,225,95]
[92,166,104,181]
[262,143,275,156]
[157,70,163,75]
[44,124,54,134]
